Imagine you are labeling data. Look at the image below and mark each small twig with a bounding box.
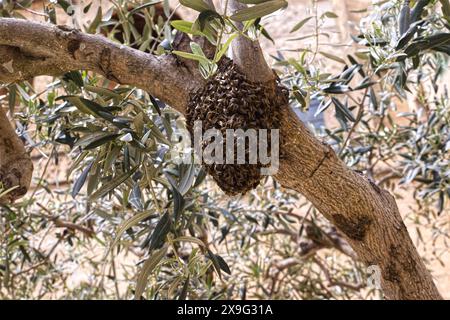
[313,257,365,291]
[35,202,95,237]
[14,2,49,17]
[111,250,121,299]
[339,87,369,156]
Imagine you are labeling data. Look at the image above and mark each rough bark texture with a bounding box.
[225,0,441,299]
[275,107,443,299]
[0,106,33,203]
[227,0,276,83]
[0,18,203,111]
[0,15,443,299]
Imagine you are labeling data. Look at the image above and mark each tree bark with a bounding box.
[0,18,203,111]
[226,0,442,299]
[0,17,443,299]
[275,107,443,299]
[0,106,33,203]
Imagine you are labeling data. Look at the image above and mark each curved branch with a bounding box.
[226,0,275,83]
[0,18,203,112]
[275,107,442,299]
[0,18,203,201]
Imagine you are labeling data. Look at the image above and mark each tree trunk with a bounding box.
[0,16,443,299]
[275,106,442,299]
[0,106,33,203]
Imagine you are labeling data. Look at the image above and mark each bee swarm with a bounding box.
[186,59,288,195]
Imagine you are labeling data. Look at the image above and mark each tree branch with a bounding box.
[0,18,203,113]
[0,106,33,203]
[226,0,276,83]
[0,18,205,201]
[274,107,442,299]
[35,202,95,237]
[313,257,366,292]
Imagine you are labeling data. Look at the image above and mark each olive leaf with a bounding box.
[71,161,94,198]
[179,0,212,12]
[332,97,356,122]
[89,166,139,201]
[105,210,157,259]
[230,0,287,22]
[134,245,169,299]
[148,212,172,250]
[128,0,162,15]
[290,16,313,33]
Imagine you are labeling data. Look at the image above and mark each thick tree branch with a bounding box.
[0,45,68,82]
[0,18,203,112]
[0,18,203,201]
[226,0,275,83]
[275,107,442,299]
[0,17,443,299]
[0,106,32,203]
[223,3,441,298]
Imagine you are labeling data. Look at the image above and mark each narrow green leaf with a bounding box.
[172,51,210,64]
[149,212,172,250]
[230,0,287,22]
[290,16,313,33]
[84,85,122,100]
[323,84,350,94]
[215,254,231,275]
[89,166,138,201]
[135,245,168,299]
[129,183,144,211]
[332,97,356,122]
[190,42,206,57]
[87,6,102,34]
[178,163,196,195]
[106,210,156,260]
[179,0,211,12]
[411,0,430,22]
[178,275,190,300]
[129,0,162,15]
[173,236,206,247]
[319,51,346,64]
[83,2,92,14]
[193,168,207,188]
[322,11,338,19]
[72,161,94,198]
[238,0,274,3]
[84,133,120,150]
[74,131,118,149]
[171,20,203,36]
[399,1,411,36]
[207,249,222,279]
[215,34,238,62]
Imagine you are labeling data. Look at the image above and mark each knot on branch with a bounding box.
[56,24,80,38]
[331,213,372,242]
[0,159,31,203]
[186,58,288,195]
[56,25,82,59]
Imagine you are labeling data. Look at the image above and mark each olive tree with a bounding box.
[0,0,448,299]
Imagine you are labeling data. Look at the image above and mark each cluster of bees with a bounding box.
[186,58,287,195]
